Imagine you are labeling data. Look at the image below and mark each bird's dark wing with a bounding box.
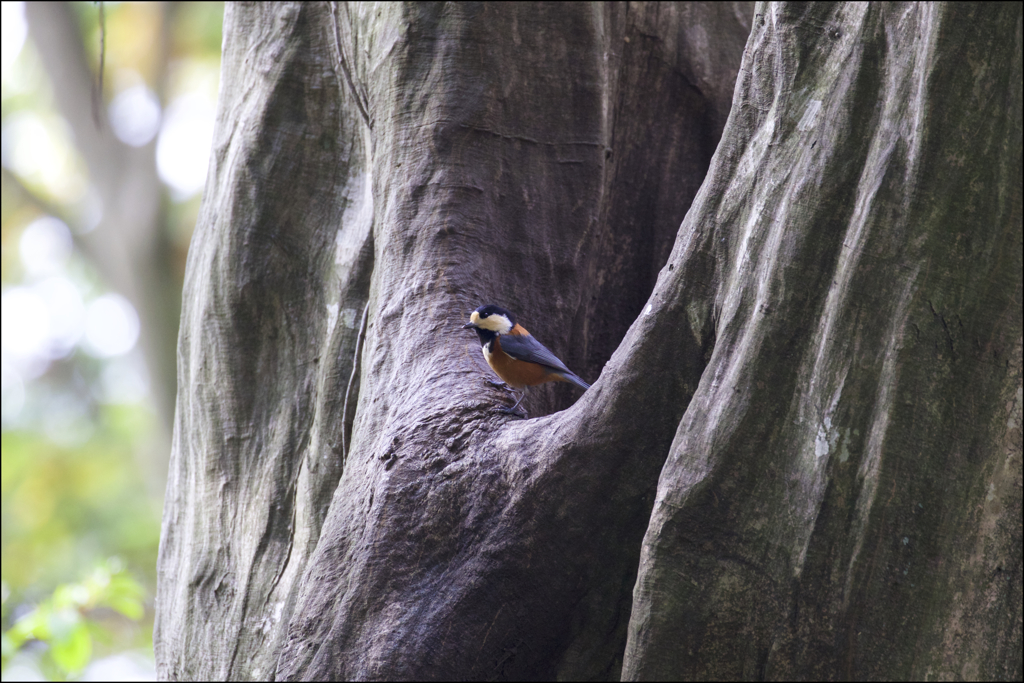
[498,333,572,372]
[499,333,592,390]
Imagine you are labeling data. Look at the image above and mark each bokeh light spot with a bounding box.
[108,83,162,147]
[1,2,26,79]
[82,294,140,359]
[156,93,215,199]
[19,216,73,278]
[1,286,51,363]
[1,112,87,203]
[35,276,86,359]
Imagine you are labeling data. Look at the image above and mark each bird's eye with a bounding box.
[481,312,489,318]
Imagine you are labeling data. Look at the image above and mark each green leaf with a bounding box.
[108,594,144,620]
[107,572,144,600]
[53,584,91,609]
[49,621,92,674]
[13,607,51,641]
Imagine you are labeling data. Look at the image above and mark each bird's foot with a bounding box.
[495,405,528,418]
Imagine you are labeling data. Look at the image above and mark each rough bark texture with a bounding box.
[623,3,1023,680]
[156,2,1022,681]
[155,4,368,679]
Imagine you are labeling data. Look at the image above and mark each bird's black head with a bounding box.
[462,304,516,336]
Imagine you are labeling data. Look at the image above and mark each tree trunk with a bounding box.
[155,2,1021,681]
[622,3,1022,680]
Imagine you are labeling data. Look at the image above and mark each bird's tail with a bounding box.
[557,371,591,391]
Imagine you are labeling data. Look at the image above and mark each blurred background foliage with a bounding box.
[1,2,222,679]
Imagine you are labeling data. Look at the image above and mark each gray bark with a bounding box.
[155,2,1021,681]
[623,3,1023,680]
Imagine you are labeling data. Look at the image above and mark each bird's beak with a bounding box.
[462,322,477,329]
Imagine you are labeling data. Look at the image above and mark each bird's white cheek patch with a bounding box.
[476,314,512,334]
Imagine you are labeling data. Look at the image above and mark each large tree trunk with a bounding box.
[155,2,1021,681]
[622,3,1022,680]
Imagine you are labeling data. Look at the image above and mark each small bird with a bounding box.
[463,304,590,416]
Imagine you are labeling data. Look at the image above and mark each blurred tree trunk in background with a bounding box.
[24,2,181,489]
[155,2,1021,681]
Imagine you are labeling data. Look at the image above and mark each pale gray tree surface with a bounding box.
[156,2,1021,681]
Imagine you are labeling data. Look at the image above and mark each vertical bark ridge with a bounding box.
[624,4,1022,680]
